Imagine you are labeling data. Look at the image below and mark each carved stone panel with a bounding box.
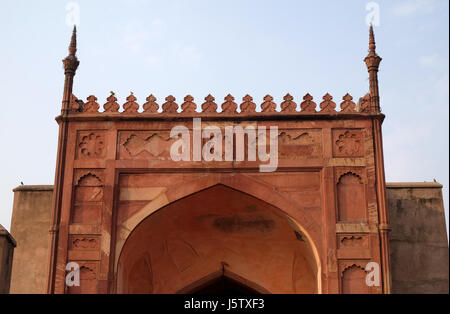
[76,131,106,159]
[332,129,364,157]
[277,129,322,160]
[337,234,369,249]
[69,236,100,251]
[119,131,175,160]
[68,235,101,261]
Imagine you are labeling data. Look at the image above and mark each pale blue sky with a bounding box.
[0,0,448,236]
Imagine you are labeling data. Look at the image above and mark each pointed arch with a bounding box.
[114,173,322,277]
[176,269,271,294]
[115,176,323,294]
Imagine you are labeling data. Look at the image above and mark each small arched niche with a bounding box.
[337,173,366,222]
[341,264,369,294]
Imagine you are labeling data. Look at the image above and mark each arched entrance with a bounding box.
[116,185,319,293]
[192,277,257,295]
[180,271,264,294]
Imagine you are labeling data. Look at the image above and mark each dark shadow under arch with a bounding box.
[177,269,271,294]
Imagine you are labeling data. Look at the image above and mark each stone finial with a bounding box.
[69,94,82,112]
[162,95,179,113]
[369,24,376,56]
[358,93,371,112]
[221,94,237,113]
[340,93,356,112]
[261,94,276,113]
[300,93,316,112]
[280,93,297,112]
[103,94,120,112]
[84,95,100,113]
[123,93,139,113]
[364,25,382,70]
[240,95,256,113]
[319,93,336,112]
[181,95,197,113]
[143,94,159,113]
[62,25,80,74]
[201,94,218,113]
[69,25,77,56]
[364,25,382,113]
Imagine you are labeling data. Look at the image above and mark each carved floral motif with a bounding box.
[334,130,363,157]
[78,133,105,159]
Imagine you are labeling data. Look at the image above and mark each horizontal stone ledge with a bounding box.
[386,182,443,189]
[57,112,385,123]
[12,185,54,192]
[336,222,375,233]
[105,163,325,173]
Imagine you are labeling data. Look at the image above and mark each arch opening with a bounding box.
[192,277,257,295]
[116,184,320,294]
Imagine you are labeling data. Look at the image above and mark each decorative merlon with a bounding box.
[67,93,379,115]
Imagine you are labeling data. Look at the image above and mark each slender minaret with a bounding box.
[364,24,382,112]
[47,26,80,293]
[364,25,391,294]
[61,25,80,114]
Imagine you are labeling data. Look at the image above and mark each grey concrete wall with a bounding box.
[9,186,53,294]
[0,224,16,294]
[387,182,449,294]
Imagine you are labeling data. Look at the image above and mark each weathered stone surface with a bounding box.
[0,224,15,294]
[387,182,449,294]
[9,186,53,294]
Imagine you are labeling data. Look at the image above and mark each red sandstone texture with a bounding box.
[45,25,390,294]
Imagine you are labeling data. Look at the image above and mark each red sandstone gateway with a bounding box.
[46,25,390,294]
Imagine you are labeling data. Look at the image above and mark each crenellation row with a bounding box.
[69,93,372,114]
